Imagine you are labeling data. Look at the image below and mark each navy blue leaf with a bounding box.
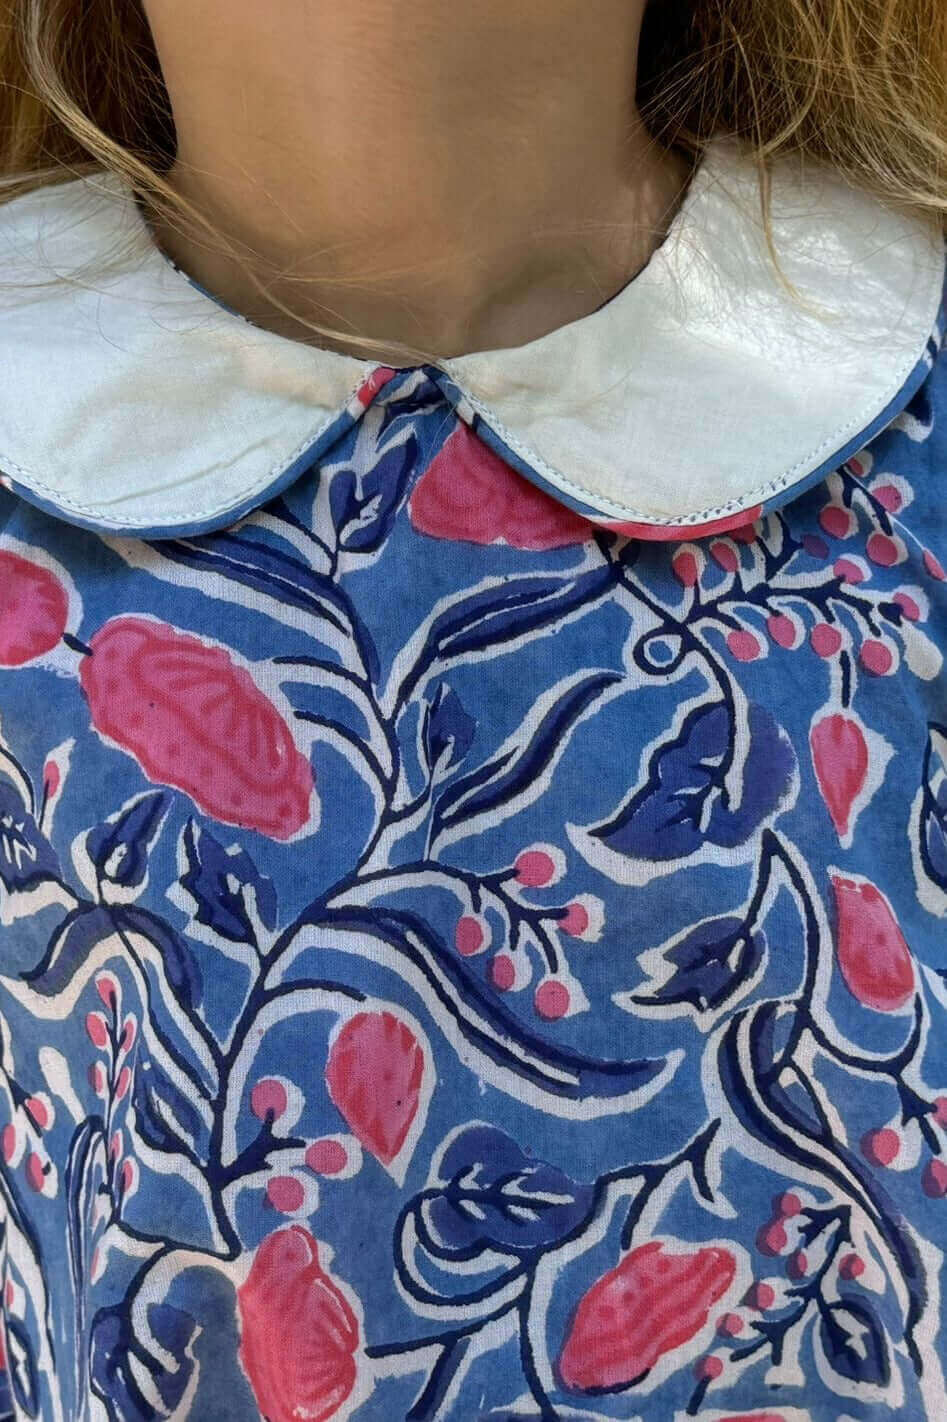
[339,438,418,552]
[434,671,620,832]
[422,684,477,777]
[177,819,277,946]
[22,905,114,993]
[4,1317,39,1418]
[819,1299,890,1386]
[150,536,354,636]
[90,1302,198,1419]
[0,782,60,895]
[918,724,947,895]
[132,1054,208,1157]
[329,469,360,532]
[120,905,203,1012]
[419,1124,594,1262]
[398,567,613,704]
[593,700,795,861]
[630,915,765,1014]
[84,792,169,891]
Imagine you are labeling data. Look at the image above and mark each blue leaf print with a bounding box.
[0,781,60,896]
[423,1124,595,1259]
[592,699,796,861]
[628,913,766,1015]
[433,671,621,836]
[917,723,947,898]
[819,1300,890,1387]
[131,1054,209,1157]
[176,819,277,947]
[90,1302,199,1420]
[84,791,169,893]
[335,436,418,552]
[422,683,477,778]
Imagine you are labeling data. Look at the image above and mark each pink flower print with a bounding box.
[409,422,592,549]
[237,1226,361,1422]
[558,1240,736,1391]
[325,1011,427,1172]
[0,551,69,666]
[831,872,915,1011]
[79,616,314,840]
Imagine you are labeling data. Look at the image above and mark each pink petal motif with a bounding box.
[810,713,869,841]
[79,617,314,840]
[325,1011,425,1166]
[558,1240,736,1392]
[409,422,592,550]
[831,873,915,1011]
[237,1226,359,1422]
[0,551,69,666]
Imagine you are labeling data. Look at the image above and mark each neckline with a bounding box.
[131,146,705,371]
[0,137,942,540]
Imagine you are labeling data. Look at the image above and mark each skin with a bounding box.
[140,1,694,364]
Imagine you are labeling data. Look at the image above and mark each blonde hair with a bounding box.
[1,0,945,365]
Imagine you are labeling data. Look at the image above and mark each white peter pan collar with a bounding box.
[0,135,943,540]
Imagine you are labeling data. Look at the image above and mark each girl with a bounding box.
[0,2,945,1418]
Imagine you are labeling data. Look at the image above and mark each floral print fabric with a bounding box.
[1,307,947,1422]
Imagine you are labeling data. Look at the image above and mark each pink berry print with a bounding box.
[865,532,902,567]
[24,1153,46,1193]
[694,1355,724,1382]
[250,1079,289,1123]
[559,901,590,936]
[833,557,866,583]
[756,1220,788,1257]
[743,1281,776,1311]
[237,1226,360,1422]
[922,1160,947,1198]
[305,1140,349,1176]
[923,548,946,580]
[672,550,700,587]
[831,874,915,1011]
[819,505,854,539]
[892,590,921,621]
[773,1192,802,1219]
[325,1011,425,1167]
[490,954,517,991]
[710,540,739,572]
[513,845,563,887]
[727,630,761,662]
[79,616,315,841]
[932,1096,947,1127]
[787,1250,808,1281]
[861,1128,901,1167]
[810,622,842,658]
[716,1312,744,1337]
[858,639,894,675]
[872,483,903,513]
[85,1013,109,1050]
[766,613,797,648]
[266,1176,305,1214]
[0,551,69,666]
[558,1241,736,1391]
[454,915,486,956]
[838,1253,865,1280]
[534,979,570,1020]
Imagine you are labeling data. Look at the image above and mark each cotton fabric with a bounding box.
[0,137,946,1422]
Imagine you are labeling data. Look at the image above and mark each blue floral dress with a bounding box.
[0,136,946,1421]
